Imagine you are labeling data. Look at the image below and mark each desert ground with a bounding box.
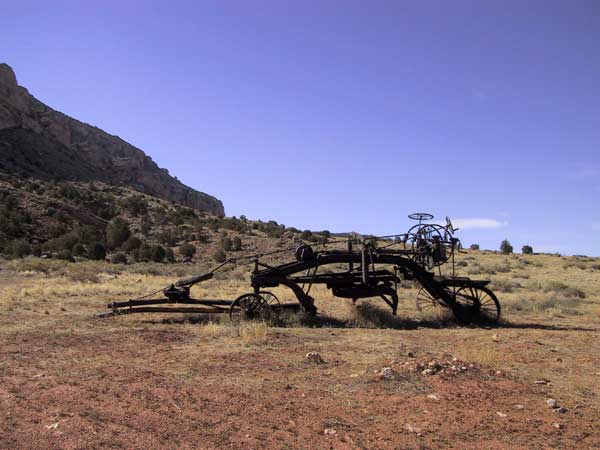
[1,251,599,449]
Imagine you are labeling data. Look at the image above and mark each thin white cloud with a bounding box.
[453,218,508,230]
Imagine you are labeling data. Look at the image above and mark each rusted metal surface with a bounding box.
[100,213,500,324]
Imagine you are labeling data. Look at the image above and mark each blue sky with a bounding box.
[2,1,599,255]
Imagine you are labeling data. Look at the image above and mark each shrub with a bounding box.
[213,249,226,263]
[151,245,166,262]
[232,236,242,251]
[110,252,128,264]
[180,242,196,258]
[56,249,74,261]
[8,240,31,258]
[500,239,513,254]
[106,219,131,250]
[122,236,142,253]
[522,245,533,254]
[136,243,153,262]
[469,244,480,250]
[72,243,87,257]
[300,230,313,240]
[220,237,232,251]
[88,242,106,260]
[165,247,175,263]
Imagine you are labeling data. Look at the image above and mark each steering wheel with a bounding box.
[408,212,434,222]
[445,216,456,232]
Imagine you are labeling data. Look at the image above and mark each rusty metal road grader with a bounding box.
[99,213,501,325]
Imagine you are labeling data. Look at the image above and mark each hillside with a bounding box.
[0,173,328,263]
[0,63,224,216]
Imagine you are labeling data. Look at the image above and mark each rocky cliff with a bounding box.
[0,63,224,217]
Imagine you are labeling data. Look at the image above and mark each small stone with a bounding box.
[407,351,415,358]
[546,398,558,409]
[496,412,507,418]
[380,367,397,380]
[404,423,422,434]
[553,423,563,430]
[514,404,525,410]
[324,428,336,435]
[495,370,503,376]
[534,380,549,385]
[492,333,500,342]
[427,394,439,401]
[422,369,435,376]
[555,407,568,414]
[306,352,324,364]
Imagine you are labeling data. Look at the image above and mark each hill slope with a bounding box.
[0,63,224,216]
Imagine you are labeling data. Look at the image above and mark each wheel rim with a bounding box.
[416,287,441,312]
[229,293,273,322]
[453,286,500,323]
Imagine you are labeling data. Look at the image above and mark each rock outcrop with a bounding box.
[0,63,224,216]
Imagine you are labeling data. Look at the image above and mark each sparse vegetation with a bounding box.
[522,244,533,254]
[500,239,513,254]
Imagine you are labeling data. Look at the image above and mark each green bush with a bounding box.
[179,242,196,258]
[220,237,232,251]
[469,244,480,250]
[136,243,153,262]
[72,243,87,257]
[56,249,74,261]
[8,240,31,258]
[165,247,175,263]
[88,242,106,260]
[122,236,142,253]
[213,249,226,263]
[522,245,533,254]
[500,239,513,254]
[151,245,166,262]
[110,252,128,264]
[106,219,131,250]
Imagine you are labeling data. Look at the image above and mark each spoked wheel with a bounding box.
[229,292,276,322]
[415,287,445,313]
[451,286,501,324]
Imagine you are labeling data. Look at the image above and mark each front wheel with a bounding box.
[451,286,501,324]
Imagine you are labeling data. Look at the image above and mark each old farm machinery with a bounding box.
[100,213,501,324]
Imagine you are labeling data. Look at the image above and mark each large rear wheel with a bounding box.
[452,286,501,324]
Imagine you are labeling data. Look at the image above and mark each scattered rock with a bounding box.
[422,369,435,376]
[492,333,500,342]
[534,379,550,385]
[553,423,563,430]
[546,399,558,409]
[496,412,507,418]
[380,367,397,380]
[495,370,503,376]
[555,407,568,414]
[324,428,336,435]
[407,351,415,358]
[426,394,439,401]
[45,422,59,431]
[404,423,422,434]
[514,404,525,410]
[306,352,324,364]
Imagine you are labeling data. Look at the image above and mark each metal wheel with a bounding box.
[257,291,280,309]
[229,293,273,322]
[415,287,447,316]
[452,286,501,324]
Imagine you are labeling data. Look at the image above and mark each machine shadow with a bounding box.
[144,305,596,332]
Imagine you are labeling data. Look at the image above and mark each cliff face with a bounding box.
[0,63,224,217]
